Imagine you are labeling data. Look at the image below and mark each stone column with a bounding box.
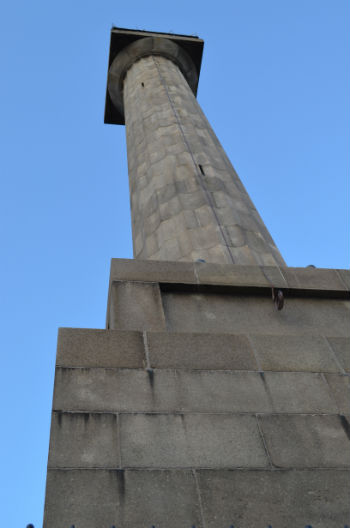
[108,37,285,266]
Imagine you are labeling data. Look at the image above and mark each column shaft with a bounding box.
[124,54,285,266]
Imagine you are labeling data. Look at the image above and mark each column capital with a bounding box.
[104,28,204,125]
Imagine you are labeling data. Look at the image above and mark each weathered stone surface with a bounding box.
[108,281,166,331]
[56,328,144,368]
[113,469,203,527]
[324,373,350,414]
[48,412,119,468]
[114,469,202,527]
[108,258,350,296]
[54,368,159,413]
[123,52,285,265]
[120,413,268,468]
[175,370,271,412]
[44,469,120,528]
[337,268,350,289]
[327,336,350,372]
[162,291,350,337]
[44,469,202,528]
[264,371,338,413]
[54,368,272,413]
[259,414,350,467]
[194,261,284,287]
[250,334,341,372]
[288,266,347,291]
[197,469,350,528]
[147,331,257,370]
[110,257,196,284]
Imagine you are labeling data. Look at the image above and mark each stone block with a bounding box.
[143,233,158,257]
[327,336,350,372]
[194,204,215,228]
[154,236,183,261]
[264,371,338,413]
[228,246,260,266]
[156,215,187,246]
[194,261,273,287]
[162,291,350,337]
[54,367,159,413]
[197,469,350,528]
[120,413,268,468]
[188,224,221,251]
[44,469,120,528]
[246,230,273,255]
[259,414,350,468]
[147,331,257,370]
[324,373,350,414]
[250,333,340,372]
[113,469,202,527]
[108,281,166,331]
[143,209,161,236]
[56,328,145,368]
[260,265,288,288]
[186,244,233,265]
[166,370,272,413]
[44,469,202,528]
[337,268,350,289]
[288,266,347,291]
[278,266,305,288]
[54,368,272,413]
[250,247,281,267]
[156,182,178,204]
[48,412,119,468]
[159,195,182,221]
[178,189,209,210]
[224,224,246,247]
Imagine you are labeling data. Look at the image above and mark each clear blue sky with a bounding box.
[0,1,348,526]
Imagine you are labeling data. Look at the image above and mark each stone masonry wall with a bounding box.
[43,260,350,528]
[123,56,285,266]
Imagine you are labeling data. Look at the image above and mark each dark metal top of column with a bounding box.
[104,27,204,125]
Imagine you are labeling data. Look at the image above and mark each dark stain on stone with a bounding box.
[147,368,154,388]
[258,371,275,411]
[60,367,91,374]
[56,411,62,427]
[179,413,187,431]
[339,415,350,441]
[259,372,266,384]
[117,469,125,498]
[83,413,90,423]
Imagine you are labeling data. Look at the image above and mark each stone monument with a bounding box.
[43,28,350,527]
